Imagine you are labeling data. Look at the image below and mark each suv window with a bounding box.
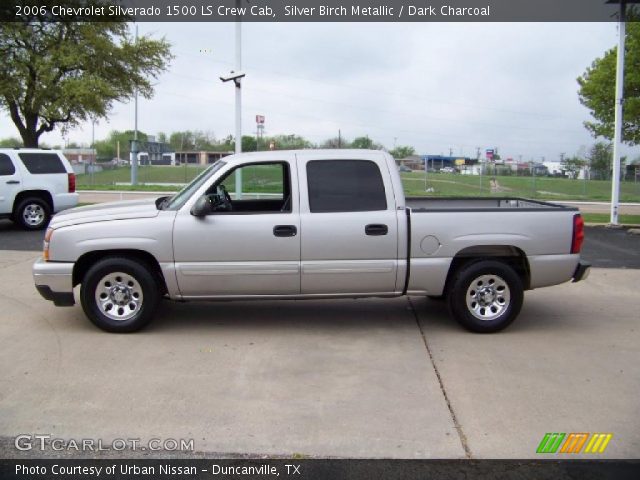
[18,152,66,174]
[307,160,387,213]
[0,154,16,176]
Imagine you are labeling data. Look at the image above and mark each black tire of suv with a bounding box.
[447,260,524,333]
[80,257,160,333]
[14,197,51,230]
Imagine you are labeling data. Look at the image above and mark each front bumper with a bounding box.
[33,258,75,306]
[572,260,591,283]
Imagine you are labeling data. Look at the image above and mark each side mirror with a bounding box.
[190,195,212,217]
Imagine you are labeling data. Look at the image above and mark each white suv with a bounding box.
[0,149,79,230]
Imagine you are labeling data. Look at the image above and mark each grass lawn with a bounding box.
[581,213,640,224]
[77,165,640,203]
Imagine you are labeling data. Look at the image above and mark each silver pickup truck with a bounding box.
[33,149,590,333]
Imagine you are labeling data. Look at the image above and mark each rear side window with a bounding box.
[0,154,16,176]
[307,160,387,213]
[18,152,66,174]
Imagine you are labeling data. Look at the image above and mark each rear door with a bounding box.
[17,151,68,195]
[297,152,400,295]
[0,153,21,215]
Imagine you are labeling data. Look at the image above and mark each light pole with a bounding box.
[220,5,245,199]
[606,0,639,224]
[131,24,139,186]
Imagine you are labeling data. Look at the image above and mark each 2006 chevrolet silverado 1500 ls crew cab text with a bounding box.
[32,150,590,333]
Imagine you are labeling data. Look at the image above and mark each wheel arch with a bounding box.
[12,190,53,214]
[443,245,531,294]
[73,249,168,295]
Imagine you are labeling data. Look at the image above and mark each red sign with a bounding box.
[256,115,265,124]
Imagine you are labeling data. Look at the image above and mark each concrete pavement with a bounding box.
[0,250,638,458]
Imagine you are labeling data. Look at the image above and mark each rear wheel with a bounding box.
[447,260,523,333]
[14,197,50,230]
[80,257,160,333]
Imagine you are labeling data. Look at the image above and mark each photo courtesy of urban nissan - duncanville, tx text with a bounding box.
[32,149,590,333]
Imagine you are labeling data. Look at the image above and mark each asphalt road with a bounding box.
[1,220,638,269]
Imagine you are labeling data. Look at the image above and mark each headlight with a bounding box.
[43,227,53,261]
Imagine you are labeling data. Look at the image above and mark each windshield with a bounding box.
[163,160,226,210]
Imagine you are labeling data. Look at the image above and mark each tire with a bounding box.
[14,197,51,230]
[447,260,523,333]
[80,257,160,333]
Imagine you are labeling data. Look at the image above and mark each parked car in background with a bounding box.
[440,166,457,173]
[0,149,78,230]
[398,165,412,173]
[33,149,589,334]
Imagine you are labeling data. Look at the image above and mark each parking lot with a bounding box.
[0,221,638,459]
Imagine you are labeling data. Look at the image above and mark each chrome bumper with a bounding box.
[33,258,75,306]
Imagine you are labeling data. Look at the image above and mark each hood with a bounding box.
[50,198,164,228]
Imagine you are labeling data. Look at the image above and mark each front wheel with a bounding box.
[80,257,160,333]
[447,260,523,333]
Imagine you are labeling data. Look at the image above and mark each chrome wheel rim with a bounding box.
[95,272,143,321]
[465,274,510,321]
[23,203,45,226]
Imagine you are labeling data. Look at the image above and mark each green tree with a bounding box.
[577,16,640,145]
[588,142,613,179]
[94,130,149,160]
[242,135,257,152]
[0,137,22,147]
[390,145,415,159]
[351,136,374,149]
[562,155,587,178]
[320,136,347,149]
[0,3,172,147]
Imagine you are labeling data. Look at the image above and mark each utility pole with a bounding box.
[131,24,139,186]
[610,0,630,225]
[234,3,243,199]
[338,129,342,148]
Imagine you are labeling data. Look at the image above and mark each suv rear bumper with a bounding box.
[572,260,591,283]
[53,193,79,212]
[33,258,75,306]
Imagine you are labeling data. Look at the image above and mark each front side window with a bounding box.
[206,162,291,213]
[18,153,66,174]
[0,154,16,176]
[307,160,387,213]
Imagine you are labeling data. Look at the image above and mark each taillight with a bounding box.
[571,214,584,254]
[68,173,76,193]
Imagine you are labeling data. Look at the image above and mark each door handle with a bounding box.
[6,180,19,185]
[365,224,388,236]
[273,225,297,237]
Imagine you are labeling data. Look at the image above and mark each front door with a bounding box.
[173,159,300,298]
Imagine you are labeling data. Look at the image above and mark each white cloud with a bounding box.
[1,21,638,161]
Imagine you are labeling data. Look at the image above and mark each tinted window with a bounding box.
[0,154,16,176]
[307,160,387,213]
[18,152,66,174]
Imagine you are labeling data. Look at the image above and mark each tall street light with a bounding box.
[606,0,639,224]
[220,1,246,199]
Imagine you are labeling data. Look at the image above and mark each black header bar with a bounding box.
[1,0,638,23]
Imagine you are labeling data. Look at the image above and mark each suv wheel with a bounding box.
[447,260,524,333]
[15,197,50,230]
[80,257,160,333]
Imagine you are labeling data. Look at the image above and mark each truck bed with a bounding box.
[406,197,576,212]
